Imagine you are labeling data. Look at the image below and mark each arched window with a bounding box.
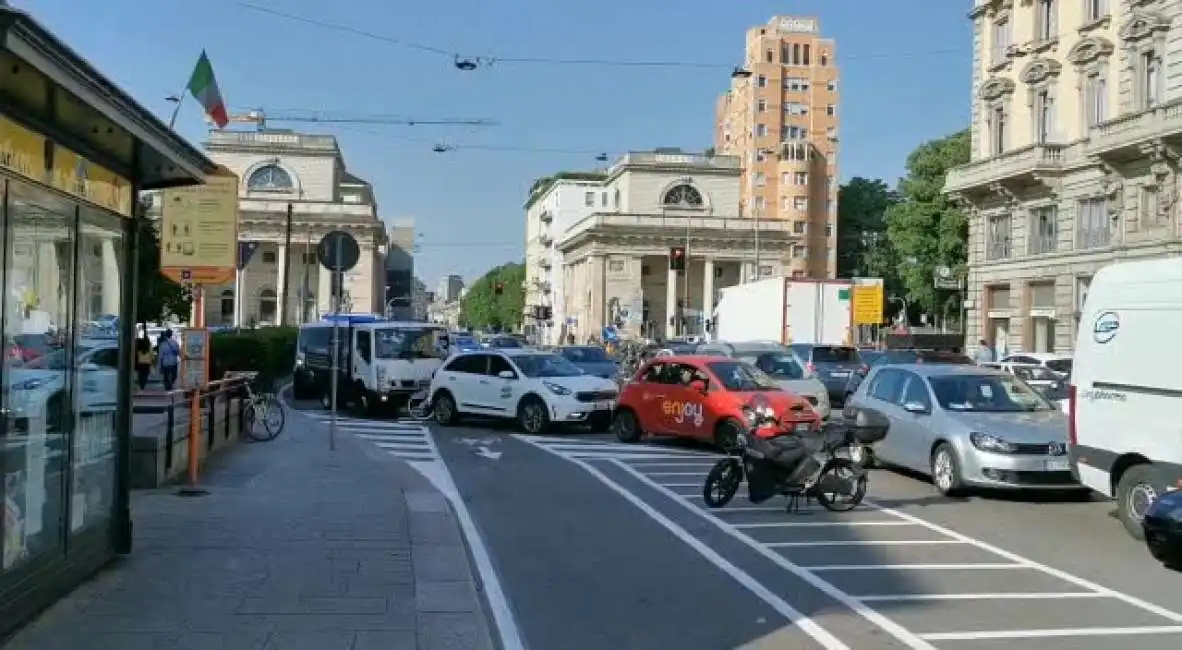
[247,165,294,191]
[259,288,277,324]
[662,184,704,208]
[220,289,234,321]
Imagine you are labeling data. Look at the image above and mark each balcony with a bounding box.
[1088,99,1182,160]
[539,234,553,247]
[539,210,553,223]
[944,144,1069,195]
[539,257,552,269]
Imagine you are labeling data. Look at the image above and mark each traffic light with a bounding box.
[540,305,553,320]
[669,246,686,271]
[494,282,504,295]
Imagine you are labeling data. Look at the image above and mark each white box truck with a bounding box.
[713,277,853,345]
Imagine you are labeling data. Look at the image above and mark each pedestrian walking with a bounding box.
[157,329,181,391]
[973,338,996,364]
[134,334,153,390]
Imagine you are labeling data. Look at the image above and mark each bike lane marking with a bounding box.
[516,435,852,650]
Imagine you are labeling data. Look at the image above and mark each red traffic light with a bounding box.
[672,248,684,257]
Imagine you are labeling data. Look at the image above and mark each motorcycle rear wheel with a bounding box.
[703,458,743,509]
[813,458,868,512]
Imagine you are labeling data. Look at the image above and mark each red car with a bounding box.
[612,354,821,449]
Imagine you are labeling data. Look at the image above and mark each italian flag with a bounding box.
[187,51,228,128]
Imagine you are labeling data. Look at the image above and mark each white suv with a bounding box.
[429,349,619,434]
[5,341,120,435]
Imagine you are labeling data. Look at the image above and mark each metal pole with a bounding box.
[167,92,186,130]
[280,203,293,326]
[329,238,344,450]
[683,220,690,337]
[750,76,761,282]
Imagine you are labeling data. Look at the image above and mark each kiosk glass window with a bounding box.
[1,179,76,573]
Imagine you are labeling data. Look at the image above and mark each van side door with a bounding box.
[353,330,373,388]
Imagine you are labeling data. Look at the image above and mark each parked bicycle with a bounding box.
[405,387,433,421]
[227,371,285,441]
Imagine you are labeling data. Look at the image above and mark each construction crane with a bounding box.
[219,108,499,130]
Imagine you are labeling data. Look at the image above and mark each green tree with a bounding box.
[835,177,898,279]
[884,129,970,320]
[135,218,191,325]
[460,262,526,331]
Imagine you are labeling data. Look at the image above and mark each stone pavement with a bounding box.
[3,409,496,650]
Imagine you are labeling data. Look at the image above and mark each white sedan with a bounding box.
[429,349,619,434]
[5,342,120,435]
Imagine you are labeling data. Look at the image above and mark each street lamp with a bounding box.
[888,294,910,327]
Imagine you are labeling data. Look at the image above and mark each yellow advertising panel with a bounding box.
[852,283,885,325]
[160,169,239,285]
[0,114,47,182]
[50,145,133,216]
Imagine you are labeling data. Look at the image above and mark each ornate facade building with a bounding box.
[525,150,796,344]
[149,129,388,325]
[945,0,1182,355]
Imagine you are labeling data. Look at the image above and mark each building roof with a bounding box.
[524,171,608,210]
[0,5,217,188]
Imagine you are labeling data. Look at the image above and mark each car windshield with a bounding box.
[812,346,858,363]
[561,346,609,362]
[928,373,1053,412]
[510,353,583,378]
[706,361,779,392]
[26,349,71,370]
[453,336,478,347]
[374,328,442,359]
[1013,366,1060,382]
[1045,359,1073,373]
[740,353,804,379]
[859,351,886,365]
[490,337,522,348]
[882,350,919,363]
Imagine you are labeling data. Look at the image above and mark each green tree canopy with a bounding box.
[460,262,526,331]
[136,218,191,326]
[835,177,898,279]
[884,129,970,319]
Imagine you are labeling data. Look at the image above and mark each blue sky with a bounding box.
[19,0,972,287]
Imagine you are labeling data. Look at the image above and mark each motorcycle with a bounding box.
[702,394,890,513]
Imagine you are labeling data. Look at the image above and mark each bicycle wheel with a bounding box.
[702,458,743,509]
[406,396,432,421]
[813,458,868,512]
[242,403,258,439]
[256,395,285,441]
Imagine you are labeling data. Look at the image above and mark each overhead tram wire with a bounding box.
[226,0,969,70]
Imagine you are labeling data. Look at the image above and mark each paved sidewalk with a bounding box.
[3,410,496,650]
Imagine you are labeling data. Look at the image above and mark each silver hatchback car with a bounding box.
[846,364,1078,495]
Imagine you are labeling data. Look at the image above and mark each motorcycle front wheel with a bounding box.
[813,457,868,512]
[703,458,744,508]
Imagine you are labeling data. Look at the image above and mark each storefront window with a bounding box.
[2,178,75,572]
[70,207,122,534]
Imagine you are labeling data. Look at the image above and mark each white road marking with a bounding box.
[519,437,852,650]
[732,521,915,529]
[522,433,1182,644]
[920,626,1182,641]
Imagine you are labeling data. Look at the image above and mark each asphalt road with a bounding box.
[284,394,1182,650]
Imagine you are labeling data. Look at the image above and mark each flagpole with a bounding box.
[167,90,187,130]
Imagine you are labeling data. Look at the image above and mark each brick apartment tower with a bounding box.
[715,16,840,279]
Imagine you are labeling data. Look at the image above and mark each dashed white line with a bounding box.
[920,626,1182,641]
[858,592,1107,602]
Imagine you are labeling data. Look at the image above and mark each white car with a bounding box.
[5,342,120,434]
[999,352,1072,378]
[429,349,619,434]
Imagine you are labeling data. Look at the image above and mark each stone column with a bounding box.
[588,255,606,335]
[318,262,331,316]
[275,243,287,325]
[702,257,716,326]
[101,238,121,316]
[234,266,246,327]
[666,255,678,339]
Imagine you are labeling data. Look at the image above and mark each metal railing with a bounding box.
[133,373,253,475]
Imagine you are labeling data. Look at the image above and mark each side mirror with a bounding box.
[689,379,708,394]
[850,406,890,443]
[901,401,929,414]
[497,370,516,380]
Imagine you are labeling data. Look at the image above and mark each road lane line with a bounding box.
[858,592,1106,602]
[764,540,965,548]
[733,521,915,529]
[519,437,852,650]
[867,500,1182,624]
[805,563,1026,571]
[566,453,718,461]
[920,625,1182,641]
[612,461,938,650]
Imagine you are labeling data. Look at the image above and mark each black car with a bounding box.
[789,344,863,404]
[1144,490,1182,568]
[555,345,619,379]
[842,348,974,402]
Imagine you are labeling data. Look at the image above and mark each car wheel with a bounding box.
[1116,464,1160,541]
[849,443,876,469]
[517,396,550,435]
[613,408,642,443]
[930,443,964,496]
[713,418,745,452]
[433,391,458,426]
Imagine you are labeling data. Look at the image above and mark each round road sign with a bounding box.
[317,230,360,272]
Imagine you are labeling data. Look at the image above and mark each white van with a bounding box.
[1069,257,1182,539]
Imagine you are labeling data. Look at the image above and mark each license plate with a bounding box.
[1044,458,1070,471]
[594,400,615,410]
[830,371,850,378]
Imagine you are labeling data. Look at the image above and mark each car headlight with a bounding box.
[543,381,571,396]
[969,432,1017,454]
[12,378,48,391]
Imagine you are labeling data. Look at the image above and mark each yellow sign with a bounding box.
[160,168,240,285]
[0,114,46,183]
[852,284,885,325]
[50,145,133,216]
